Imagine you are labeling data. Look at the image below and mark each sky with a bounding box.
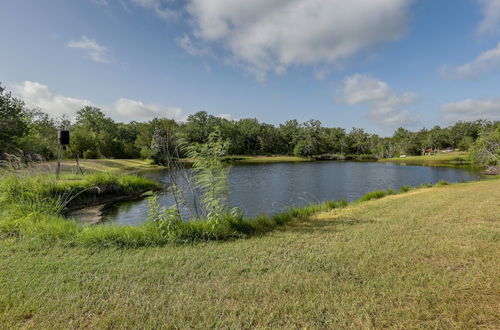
[1,0,500,135]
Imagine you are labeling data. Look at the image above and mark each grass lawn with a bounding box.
[380,151,470,165]
[0,179,498,328]
[35,159,160,176]
[35,156,310,176]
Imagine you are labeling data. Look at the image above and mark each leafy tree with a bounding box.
[0,84,29,154]
[469,125,500,166]
[278,120,302,154]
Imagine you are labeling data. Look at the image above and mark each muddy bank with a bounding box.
[64,190,156,225]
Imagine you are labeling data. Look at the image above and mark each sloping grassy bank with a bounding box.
[0,169,446,248]
[0,179,498,328]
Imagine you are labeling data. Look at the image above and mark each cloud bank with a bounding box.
[442,98,500,124]
[442,42,500,79]
[339,74,418,127]
[477,0,500,35]
[9,81,184,122]
[184,0,413,80]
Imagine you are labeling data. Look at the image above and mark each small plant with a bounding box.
[358,190,386,202]
[435,180,449,187]
[185,130,234,223]
[399,185,411,193]
[146,194,183,241]
[419,182,433,188]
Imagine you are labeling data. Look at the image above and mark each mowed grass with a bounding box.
[36,159,159,175]
[380,151,470,165]
[0,179,499,328]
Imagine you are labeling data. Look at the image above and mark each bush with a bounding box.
[358,190,387,202]
[399,185,411,193]
[435,180,449,187]
[83,149,100,159]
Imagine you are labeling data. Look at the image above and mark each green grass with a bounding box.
[0,173,161,246]
[380,151,471,165]
[0,179,498,328]
[36,158,160,175]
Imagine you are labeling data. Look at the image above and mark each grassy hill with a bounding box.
[0,178,498,328]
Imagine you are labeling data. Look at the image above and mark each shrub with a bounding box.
[358,190,386,202]
[435,180,449,187]
[83,149,100,159]
[399,185,411,193]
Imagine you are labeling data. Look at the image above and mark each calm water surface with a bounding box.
[100,161,481,225]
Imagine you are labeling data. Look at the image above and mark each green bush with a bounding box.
[435,180,449,187]
[399,185,411,193]
[83,149,100,159]
[358,190,387,202]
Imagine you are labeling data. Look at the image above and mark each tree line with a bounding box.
[1,83,499,165]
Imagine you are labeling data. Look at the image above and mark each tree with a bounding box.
[19,109,59,159]
[0,84,29,154]
[346,128,369,154]
[278,120,302,154]
[184,111,213,144]
[72,106,120,158]
[469,125,500,166]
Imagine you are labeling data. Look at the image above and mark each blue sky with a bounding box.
[1,0,500,135]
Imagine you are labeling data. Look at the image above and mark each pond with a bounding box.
[97,161,481,226]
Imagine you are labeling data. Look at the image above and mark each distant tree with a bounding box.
[184,111,214,144]
[0,84,29,154]
[346,128,369,154]
[72,106,120,158]
[425,125,451,150]
[278,119,302,154]
[19,109,59,159]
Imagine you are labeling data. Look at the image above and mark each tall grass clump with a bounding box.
[399,185,411,193]
[0,172,159,245]
[358,190,387,202]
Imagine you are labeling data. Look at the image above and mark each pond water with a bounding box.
[98,161,481,226]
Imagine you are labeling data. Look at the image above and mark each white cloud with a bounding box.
[339,74,418,127]
[130,0,179,20]
[106,98,184,122]
[477,0,500,35]
[10,81,93,118]
[442,98,500,124]
[176,34,210,56]
[9,81,184,122]
[441,42,500,79]
[67,36,112,63]
[216,113,232,120]
[185,0,413,80]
